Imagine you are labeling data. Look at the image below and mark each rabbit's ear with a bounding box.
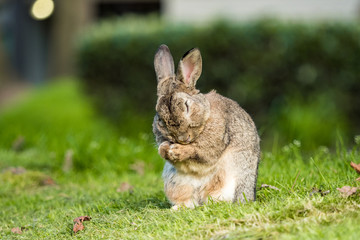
[154,44,175,82]
[176,48,202,89]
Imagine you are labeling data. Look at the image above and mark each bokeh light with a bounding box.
[30,0,55,20]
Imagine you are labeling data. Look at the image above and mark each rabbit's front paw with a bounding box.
[159,142,194,162]
[158,141,171,159]
[168,144,192,162]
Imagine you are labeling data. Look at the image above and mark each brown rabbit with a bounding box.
[153,45,260,209]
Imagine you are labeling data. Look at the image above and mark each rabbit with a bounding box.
[152,44,260,209]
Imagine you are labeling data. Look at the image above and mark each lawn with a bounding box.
[0,79,360,239]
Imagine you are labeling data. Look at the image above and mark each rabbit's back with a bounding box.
[204,90,259,150]
[202,91,260,202]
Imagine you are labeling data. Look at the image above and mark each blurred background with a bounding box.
[1,0,360,152]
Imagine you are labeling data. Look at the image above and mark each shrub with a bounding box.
[76,16,360,148]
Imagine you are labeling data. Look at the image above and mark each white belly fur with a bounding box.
[212,148,236,201]
[163,147,238,204]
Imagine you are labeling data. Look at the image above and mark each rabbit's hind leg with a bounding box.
[163,162,198,208]
[232,150,259,203]
[165,183,197,209]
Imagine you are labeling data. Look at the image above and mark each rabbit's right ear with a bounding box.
[154,44,175,83]
[176,48,202,90]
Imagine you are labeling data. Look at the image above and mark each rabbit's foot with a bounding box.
[171,202,196,211]
[171,205,181,211]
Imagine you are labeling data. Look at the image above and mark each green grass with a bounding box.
[1,79,360,239]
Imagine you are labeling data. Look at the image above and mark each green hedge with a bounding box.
[76,16,360,148]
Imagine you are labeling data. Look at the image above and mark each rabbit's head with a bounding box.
[154,45,210,144]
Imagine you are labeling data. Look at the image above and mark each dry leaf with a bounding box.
[73,221,84,233]
[73,216,91,234]
[130,161,145,175]
[260,184,280,191]
[11,227,22,234]
[11,227,27,234]
[321,190,330,196]
[40,176,56,186]
[117,182,134,193]
[336,186,358,197]
[3,167,26,175]
[310,187,330,197]
[350,162,360,174]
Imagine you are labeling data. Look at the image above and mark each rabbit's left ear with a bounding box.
[154,44,175,82]
[176,48,202,89]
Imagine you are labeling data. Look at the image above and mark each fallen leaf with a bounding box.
[40,176,57,186]
[336,186,358,197]
[322,190,330,196]
[260,184,280,191]
[3,167,27,175]
[350,162,360,174]
[11,227,22,234]
[73,216,91,234]
[73,221,84,233]
[12,136,25,151]
[74,216,91,222]
[117,182,134,193]
[11,227,27,234]
[130,161,145,175]
[309,187,330,197]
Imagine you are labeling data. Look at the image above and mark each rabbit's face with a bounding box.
[155,92,210,144]
[154,45,208,144]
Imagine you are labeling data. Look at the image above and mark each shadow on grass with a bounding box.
[134,196,172,210]
[106,191,172,212]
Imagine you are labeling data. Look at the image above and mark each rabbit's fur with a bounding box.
[153,45,260,209]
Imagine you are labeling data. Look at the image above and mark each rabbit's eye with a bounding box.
[185,100,190,113]
[169,122,180,127]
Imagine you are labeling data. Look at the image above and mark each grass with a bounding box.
[0,79,360,239]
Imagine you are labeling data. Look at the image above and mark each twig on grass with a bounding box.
[290,170,300,192]
[62,149,73,173]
